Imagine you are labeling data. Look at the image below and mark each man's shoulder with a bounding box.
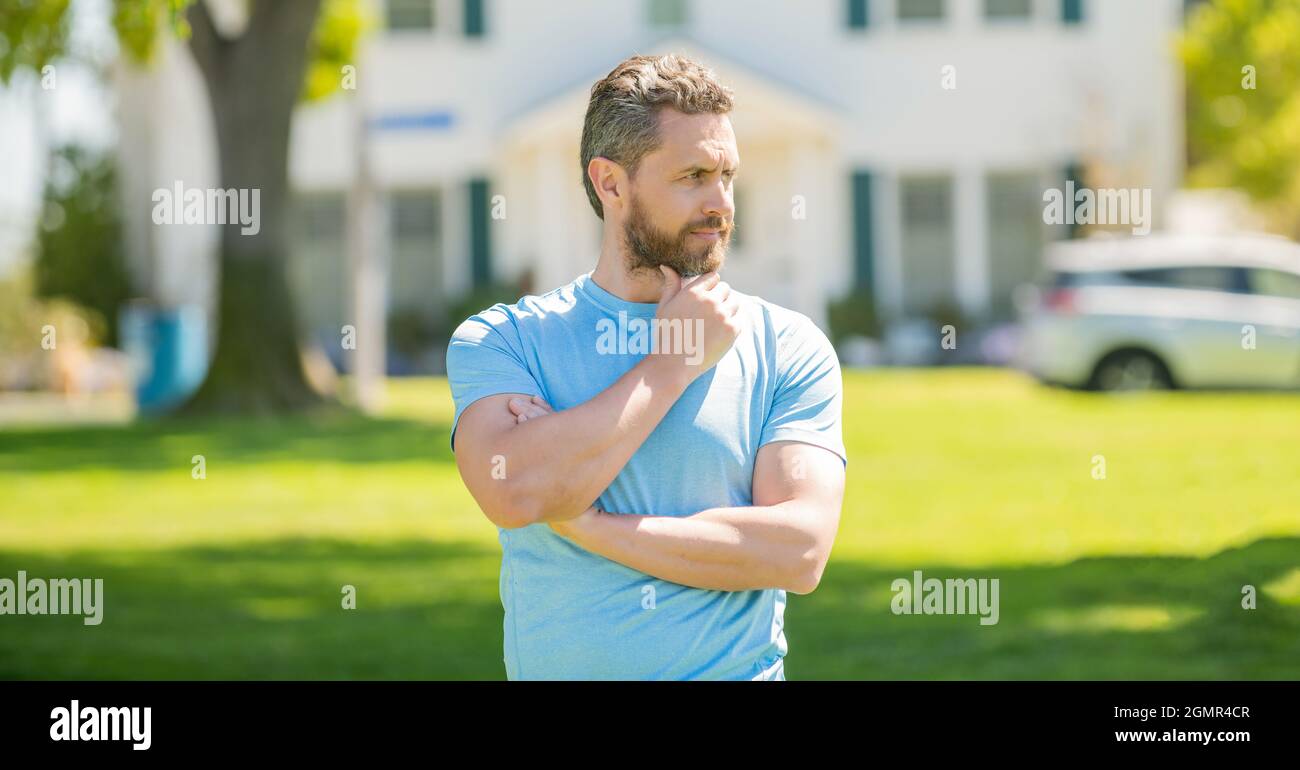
[450,278,584,343]
[734,291,835,353]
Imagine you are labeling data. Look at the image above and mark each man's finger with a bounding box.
[658,265,683,305]
[508,398,549,420]
[688,271,721,293]
[512,400,548,418]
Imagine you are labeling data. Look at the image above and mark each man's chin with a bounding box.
[674,250,726,278]
[631,242,726,279]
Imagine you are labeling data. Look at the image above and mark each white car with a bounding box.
[1017,233,1300,390]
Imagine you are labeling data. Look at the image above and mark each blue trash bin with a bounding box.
[119,303,209,413]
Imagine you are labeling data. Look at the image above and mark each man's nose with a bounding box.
[702,180,734,223]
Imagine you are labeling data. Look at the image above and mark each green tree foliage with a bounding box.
[3,0,366,99]
[1181,0,1300,236]
[0,0,73,81]
[34,145,132,347]
[304,0,370,102]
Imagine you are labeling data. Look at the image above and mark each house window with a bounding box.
[896,0,944,22]
[898,175,956,317]
[389,190,444,326]
[463,0,486,37]
[1062,0,1084,24]
[647,0,689,28]
[851,170,875,293]
[468,178,493,288]
[290,193,347,344]
[392,190,440,239]
[985,0,1031,20]
[297,194,346,241]
[986,172,1045,318]
[847,0,870,29]
[387,0,435,31]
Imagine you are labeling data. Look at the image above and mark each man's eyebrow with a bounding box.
[674,160,740,175]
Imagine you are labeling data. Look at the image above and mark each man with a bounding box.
[447,53,846,680]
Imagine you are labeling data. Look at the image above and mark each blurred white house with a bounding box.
[115,0,1186,371]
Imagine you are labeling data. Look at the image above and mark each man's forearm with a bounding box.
[488,356,693,525]
[552,502,825,594]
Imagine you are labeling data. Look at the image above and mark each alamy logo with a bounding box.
[151,181,261,235]
[50,700,151,750]
[0,570,104,625]
[891,569,1000,626]
[1042,181,1152,235]
[595,311,704,365]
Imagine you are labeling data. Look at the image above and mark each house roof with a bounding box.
[497,37,845,150]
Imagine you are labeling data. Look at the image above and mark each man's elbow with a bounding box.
[471,480,544,530]
[458,452,546,529]
[785,570,822,596]
[482,492,542,530]
[785,551,830,596]
[480,483,582,530]
[483,506,534,530]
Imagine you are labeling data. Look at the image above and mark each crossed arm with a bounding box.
[454,392,845,595]
[549,438,844,595]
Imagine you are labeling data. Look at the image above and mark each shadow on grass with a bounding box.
[1,536,1297,680]
[0,411,455,474]
[791,536,1300,679]
[0,538,505,680]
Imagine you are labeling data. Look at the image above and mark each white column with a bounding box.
[346,89,387,412]
[788,141,827,328]
[827,156,853,308]
[534,145,569,293]
[951,0,982,28]
[954,165,990,319]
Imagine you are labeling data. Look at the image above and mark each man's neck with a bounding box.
[590,242,663,304]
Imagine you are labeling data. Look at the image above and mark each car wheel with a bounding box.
[1090,350,1173,392]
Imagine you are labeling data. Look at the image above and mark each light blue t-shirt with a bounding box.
[446,270,846,680]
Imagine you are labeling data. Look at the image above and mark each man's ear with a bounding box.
[588,157,626,216]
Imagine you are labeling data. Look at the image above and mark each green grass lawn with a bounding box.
[1,369,1298,679]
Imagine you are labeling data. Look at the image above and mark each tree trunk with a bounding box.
[178,0,327,415]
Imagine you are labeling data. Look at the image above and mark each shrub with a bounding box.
[34,145,133,348]
[827,288,881,345]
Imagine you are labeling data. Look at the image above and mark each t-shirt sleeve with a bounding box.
[758,314,847,466]
[445,306,544,450]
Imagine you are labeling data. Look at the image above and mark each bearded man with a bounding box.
[447,53,846,681]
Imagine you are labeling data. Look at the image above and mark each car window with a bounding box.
[1053,265,1259,292]
[1248,268,1300,300]
[1116,266,1247,293]
[1052,270,1120,288]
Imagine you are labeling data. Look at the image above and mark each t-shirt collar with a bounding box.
[574,271,659,318]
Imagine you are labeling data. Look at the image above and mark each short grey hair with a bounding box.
[580,53,735,219]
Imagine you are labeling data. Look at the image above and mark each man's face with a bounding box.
[621,108,738,278]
